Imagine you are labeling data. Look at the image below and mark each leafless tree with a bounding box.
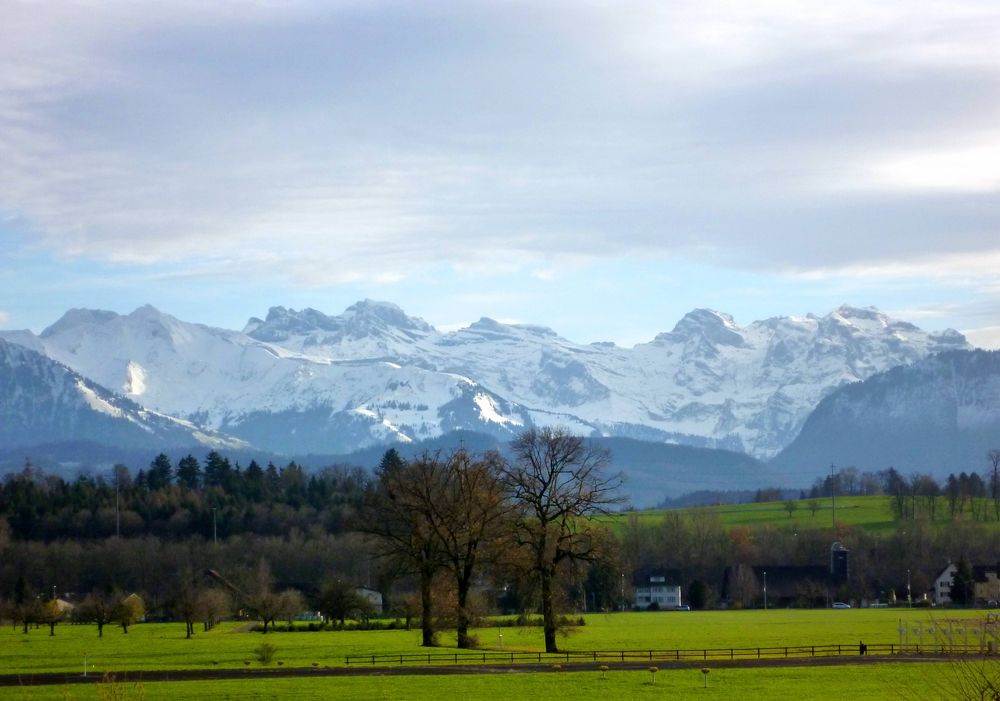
[500,428,622,653]
[245,560,303,633]
[427,447,511,648]
[359,450,447,646]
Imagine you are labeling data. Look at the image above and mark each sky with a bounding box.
[2,0,999,347]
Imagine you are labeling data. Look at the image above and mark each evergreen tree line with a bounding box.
[1,452,369,541]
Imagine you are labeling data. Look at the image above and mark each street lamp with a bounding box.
[620,573,625,612]
[763,571,768,610]
[907,569,911,607]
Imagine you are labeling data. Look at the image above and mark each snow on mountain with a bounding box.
[0,339,246,451]
[0,302,968,458]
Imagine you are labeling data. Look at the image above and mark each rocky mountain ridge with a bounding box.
[0,301,966,458]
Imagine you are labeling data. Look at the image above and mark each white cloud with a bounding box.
[965,326,1000,350]
[1,0,999,289]
[0,311,9,325]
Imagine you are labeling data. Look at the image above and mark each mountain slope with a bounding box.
[769,349,1000,482]
[0,339,245,451]
[1,302,967,459]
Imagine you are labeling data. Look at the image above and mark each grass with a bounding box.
[603,495,1000,535]
[1,609,984,676]
[1,661,986,700]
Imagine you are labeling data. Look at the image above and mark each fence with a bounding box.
[345,642,993,667]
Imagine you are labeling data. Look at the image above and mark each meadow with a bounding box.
[3,660,988,700]
[601,494,1000,536]
[0,609,981,676]
[604,496,900,534]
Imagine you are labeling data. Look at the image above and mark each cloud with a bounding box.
[0,311,8,325]
[965,326,1000,350]
[1,0,999,289]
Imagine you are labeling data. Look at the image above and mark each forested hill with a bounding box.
[0,453,369,542]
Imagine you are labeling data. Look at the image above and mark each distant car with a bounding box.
[674,605,691,611]
[832,602,851,609]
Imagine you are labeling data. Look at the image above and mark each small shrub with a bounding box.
[648,666,658,684]
[599,665,609,680]
[254,642,278,665]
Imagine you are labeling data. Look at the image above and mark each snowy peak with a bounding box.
[40,308,121,338]
[245,300,435,349]
[657,308,747,348]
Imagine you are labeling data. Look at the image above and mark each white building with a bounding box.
[933,563,957,606]
[633,571,683,609]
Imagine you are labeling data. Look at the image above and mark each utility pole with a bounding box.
[115,470,120,538]
[830,464,837,528]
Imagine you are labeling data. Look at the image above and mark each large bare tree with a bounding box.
[501,428,622,653]
[428,448,511,648]
[360,449,448,646]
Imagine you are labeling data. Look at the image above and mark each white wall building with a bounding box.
[633,572,682,609]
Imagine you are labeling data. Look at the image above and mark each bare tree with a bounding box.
[360,450,448,646]
[500,428,622,653]
[245,560,303,633]
[76,589,121,638]
[427,448,511,648]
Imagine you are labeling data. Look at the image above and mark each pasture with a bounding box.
[0,609,980,676]
[603,494,1000,535]
[2,660,984,700]
[605,496,899,533]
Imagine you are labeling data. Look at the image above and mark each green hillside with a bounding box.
[605,495,994,534]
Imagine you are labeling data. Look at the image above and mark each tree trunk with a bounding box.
[49,623,55,636]
[97,622,104,638]
[420,568,435,647]
[540,566,558,653]
[456,577,472,649]
[122,622,129,634]
[21,620,28,634]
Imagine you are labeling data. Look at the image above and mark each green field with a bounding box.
[604,496,966,534]
[0,609,981,676]
[3,661,990,700]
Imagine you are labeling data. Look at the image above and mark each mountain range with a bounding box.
[0,301,966,458]
[770,349,1000,482]
[1,301,986,501]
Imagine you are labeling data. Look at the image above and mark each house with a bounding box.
[633,570,683,609]
[933,563,957,606]
[356,587,383,614]
[721,542,850,608]
[973,565,1000,605]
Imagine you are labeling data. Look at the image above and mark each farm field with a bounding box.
[602,495,995,534]
[0,609,981,676]
[2,661,986,700]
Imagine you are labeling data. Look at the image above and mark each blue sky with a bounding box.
[2,1,999,346]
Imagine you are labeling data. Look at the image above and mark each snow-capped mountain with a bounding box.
[0,301,967,457]
[770,349,1000,481]
[0,339,246,451]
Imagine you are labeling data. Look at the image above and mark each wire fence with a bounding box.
[345,642,996,667]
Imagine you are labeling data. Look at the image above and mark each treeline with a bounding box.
[0,452,369,541]
[806,462,1000,521]
[0,429,624,653]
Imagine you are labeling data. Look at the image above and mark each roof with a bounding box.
[633,569,683,587]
